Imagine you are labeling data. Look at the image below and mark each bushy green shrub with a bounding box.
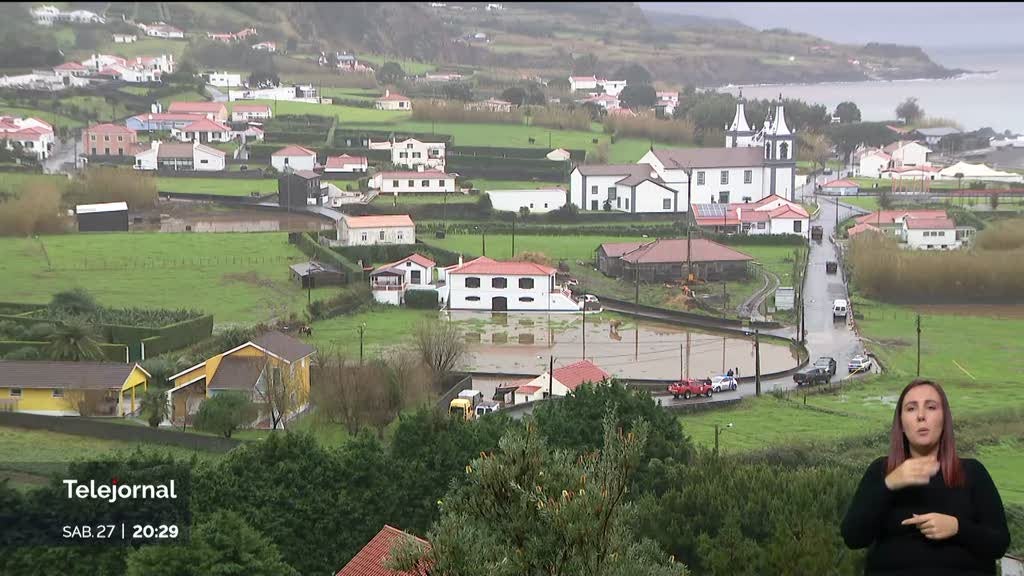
[405,289,438,309]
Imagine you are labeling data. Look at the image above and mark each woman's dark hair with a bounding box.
[886,379,964,488]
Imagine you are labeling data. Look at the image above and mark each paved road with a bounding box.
[205,84,229,103]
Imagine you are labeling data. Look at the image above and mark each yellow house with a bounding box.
[0,361,149,416]
[167,331,314,427]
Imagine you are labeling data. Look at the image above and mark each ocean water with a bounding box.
[719,45,1024,133]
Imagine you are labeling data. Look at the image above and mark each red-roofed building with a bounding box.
[691,194,809,236]
[53,61,89,78]
[82,123,137,157]
[597,238,754,282]
[172,118,233,143]
[821,179,860,196]
[853,210,973,250]
[439,256,580,312]
[335,525,431,576]
[371,171,456,195]
[231,104,272,122]
[375,90,412,111]
[0,116,54,160]
[847,221,883,239]
[167,101,228,122]
[369,253,438,306]
[271,145,318,172]
[325,154,369,173]
[517,359,611,402]
[338,215,415,247]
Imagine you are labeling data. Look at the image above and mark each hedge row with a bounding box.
[449,146,586,162]
[0,340,127,362]
[264,131,330,145]
[140,315,214,357]
[447,155,570,171]
[417,222,686,237]
[291,232,361,278]
[265,115,333,129]
[334,242,462,268]
[333,130,454,147]
[405,289,438,309]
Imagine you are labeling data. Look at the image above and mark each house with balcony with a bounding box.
[437,256,581,312]
[369,253,437,306]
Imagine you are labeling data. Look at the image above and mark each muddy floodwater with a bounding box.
[451,310,800,381]
[132,201,333,233]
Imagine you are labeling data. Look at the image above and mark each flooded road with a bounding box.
[452,310,800,381]
[132,202,333,233]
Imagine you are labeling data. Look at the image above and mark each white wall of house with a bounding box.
[391,139,445,170]
[324,160,367,173]
[570,172,626,211]
[522,374,573,399]
[488,189,566,214]
[174,128,232,143]
[374,174,456,194]
[376,99,411,111]
[371,288,402,306]
[602,80,627,96]
[906,228,958,250]
[193,147,225,171]
[271,154,316,172]
[858,154,888,177]
[2,135,53,160]
[339,224,415,246]
[892,142,931,167]
[393,260,434,287]
[622,180,680,213]
[569,77,598,91]
[207,72,241,87]
[446,272,575,311]
[231,109,272,122]
[768,216,807,235]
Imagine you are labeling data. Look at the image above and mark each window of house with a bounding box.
[397,231,403,240]
[519,278,534,289]
[466,296,480,301]
[720,171,729,185]
[744,170,753,184]
[90,134,96,141]
[408,180,415,187]
[697,171,705,185]
[719,191,729,204]
[757,222,766,229]
[117,136,123,142]
[284,158,290,165]
[616,198,621,208]
[607,186,616,196]
[544,203,548,208]
[591,185,598,194]
[52,388,64,398]
[407,143,414,149]
[104,147,110,155]
[392,180,399,188]
[413,152,421,158]
[625,199,630,210]
[361,232,368,241]
[200,159,208,164]
[530,203,534,208]
[104,135,110,142]
[780,142,789,159]
[421,180,429,187]
[466,277,481,288]
[399,152,408,158]
[793,220,802,233]
[663,199,671,210]
[9,388,21,397]
[379,230,385,240]
[519,297,535,302]
[492,277,508,289]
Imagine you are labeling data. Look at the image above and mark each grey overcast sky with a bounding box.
[638,2,1024,48]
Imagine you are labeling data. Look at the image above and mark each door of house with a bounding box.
[591,200,598,210]
[411,270,421,284]
[491,296,508,312]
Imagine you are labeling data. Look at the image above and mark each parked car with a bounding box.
[710,375,738,393]
[848,355,873,373]
[813,357,837,377]
[668,378,713,400]
[811,225,823,242]
[793,367,832,386]
[826,261,838,274]
[833,299,849,320]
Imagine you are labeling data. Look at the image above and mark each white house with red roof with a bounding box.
[371,171,456,195]
[692,194,810,236]
[53,62,90,78]
[230,104,272,122]
[324,154,368,173]
[171,118,233,144]
[334,524,431,576]
[167,101,228,123]
[368,253,437,306]
[883,140,932,167]
[853,210,973,249]
[375,90,412,111]
[271,145,318,172]
[855,147,892,178]
[517,360,612,402]
[569,76,598,92]
[133,141,226,172]
[438,256,581,312]
[388,138,446,171]
[82,123,138,157]
[578,93,620,110]
[337,214,415,247]
[138,22,184,39]
[0,116,54,160]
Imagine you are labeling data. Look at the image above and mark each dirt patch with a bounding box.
[912,304,1024,320]
[875,338,911,348]
[222,271,266,286]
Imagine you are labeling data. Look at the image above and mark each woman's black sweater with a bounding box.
[841,456,1011,575]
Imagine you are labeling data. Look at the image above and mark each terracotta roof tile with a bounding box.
[335,525,431,576]
[447,256,556,276]
[553,360,610,391]
[272,145,317,157]
[343,215,415,229]
[617,239,754,264]
[0,361,144,390]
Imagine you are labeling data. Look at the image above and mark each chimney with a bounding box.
[737,207,742,221]
[458,255,463,266]
[384,89,390,98]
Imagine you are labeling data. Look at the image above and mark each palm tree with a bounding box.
[46,320,104,361]
[140,388,170,427]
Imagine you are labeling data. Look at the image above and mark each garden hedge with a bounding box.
[405,289,439,309]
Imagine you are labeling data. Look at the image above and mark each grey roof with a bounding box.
[251,330,316,362]
[289,261,341,276]
[651,147,764,169]
[289,170,320,180]
[914,127,962,137]
[157,143,196,159]
[0,361,142,390]
[575,163,667,186]
[208,356,263,390]
[599,241,649,258]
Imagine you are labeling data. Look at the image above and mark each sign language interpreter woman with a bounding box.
[841,379,1010,575]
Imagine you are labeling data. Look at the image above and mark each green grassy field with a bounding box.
[0,232,341,325]
[321,88,381,101]
[249,100,410,123]
[0,174,70,198]
[154,177,278,197]
[839,196,880,211]
[307,307,437,359]
[424,233,642,262]
[157,90,210,108]
[0,105,83,129]
[71,37,191,60]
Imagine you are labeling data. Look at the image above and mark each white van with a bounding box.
[832,299,849,319]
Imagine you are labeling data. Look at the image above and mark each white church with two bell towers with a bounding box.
[570,94,799,213]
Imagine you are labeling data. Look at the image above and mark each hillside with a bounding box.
[25,2,961,88]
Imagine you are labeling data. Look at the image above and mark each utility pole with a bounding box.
[581,288,586,361]
[686,166,693,281]
[721,336,726,373]
[511,216,516,256]
[916,314,922,377]
[549,355,554,398]
[481,226,487,256]
[754,329,761,396]
[358,323,366,365]
[634,267,640,361]
[685,331,691,379]
[679,344,683,380]
[721,280,727,319]
[715,424,720,457]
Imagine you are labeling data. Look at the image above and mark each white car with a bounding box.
[710,375,738,393]
[848,355,873,373]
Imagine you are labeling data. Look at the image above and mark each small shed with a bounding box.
[821,179,860,196]
[76,202,129,232]
[289,261,346,288]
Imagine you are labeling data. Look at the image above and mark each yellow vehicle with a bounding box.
[449,390,483,420]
